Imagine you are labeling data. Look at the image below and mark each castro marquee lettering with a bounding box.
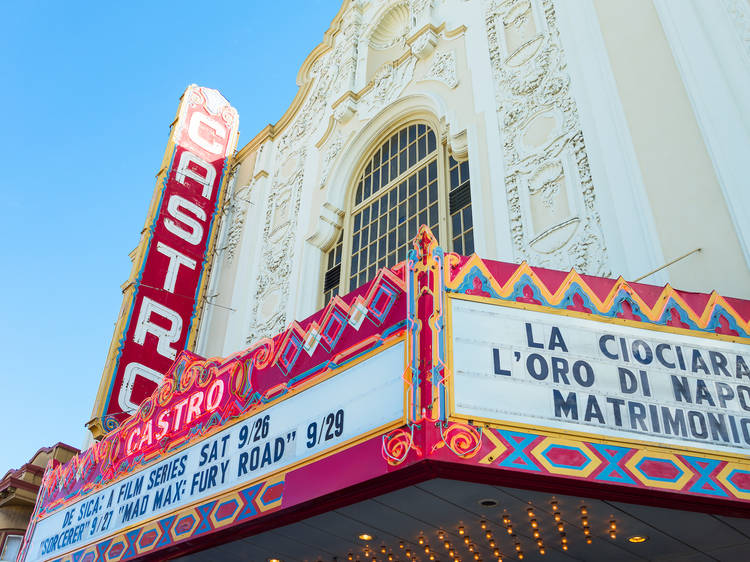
[90,85,239,431]
[124,379,225,456]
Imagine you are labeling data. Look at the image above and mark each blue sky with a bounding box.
[0,1,339,472]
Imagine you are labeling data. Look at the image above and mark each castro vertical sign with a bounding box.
[90,85,239,434]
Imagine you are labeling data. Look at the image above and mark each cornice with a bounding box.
[234,1,353,163]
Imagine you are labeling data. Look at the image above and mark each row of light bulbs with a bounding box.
[347,502,621,562]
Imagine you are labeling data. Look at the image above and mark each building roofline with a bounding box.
[234,0,352,162]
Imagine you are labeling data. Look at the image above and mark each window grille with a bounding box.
[322,123,474,302]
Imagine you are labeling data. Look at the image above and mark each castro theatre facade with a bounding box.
[20,0,750,560]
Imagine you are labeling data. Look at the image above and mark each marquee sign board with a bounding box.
[450,296,750,455]
[19,228,750,561]
[89,85,239,434]
[20,266,407,562]
[24,343,405,562]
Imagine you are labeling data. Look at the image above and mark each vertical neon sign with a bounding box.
[88,85,239,436]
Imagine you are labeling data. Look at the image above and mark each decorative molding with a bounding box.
[223,179,253,264]
[368,1,411,49]
[445,252,750,339]
[359,56,418,119]
[306,202,345,249]
[421,49,458,87]
[246,47,346,342]
[484,0,611,276]
[319,131,346,188]
[447,125,468,159]
[411,28,439,59]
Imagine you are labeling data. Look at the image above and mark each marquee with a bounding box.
[20,228,750,561]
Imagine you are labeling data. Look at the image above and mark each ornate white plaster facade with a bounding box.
[194,0,750,358]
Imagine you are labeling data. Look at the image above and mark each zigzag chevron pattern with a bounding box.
[445,254,750,339]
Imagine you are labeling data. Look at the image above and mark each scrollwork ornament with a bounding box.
[156,378,175,406]
[432,422,482,458]
[382,426,421,465]
[320,132,345,187]
[422,49,458,88]
[102,415,120,433]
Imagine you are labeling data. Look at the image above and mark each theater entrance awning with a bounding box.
[20,228,750,561]
[177,479,750,561]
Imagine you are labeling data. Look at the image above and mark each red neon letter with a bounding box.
[172,398,190,432]
[126,428,141,456]
[155,410,170,441]
[137,419,154,450]
[206,380,224,411]
[185,391,204,425]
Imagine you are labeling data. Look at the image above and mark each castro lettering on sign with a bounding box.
[88,85,239,435]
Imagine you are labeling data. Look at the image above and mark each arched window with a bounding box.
[322,122,474,303]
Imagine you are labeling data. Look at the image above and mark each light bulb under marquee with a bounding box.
[628,535,649,543]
